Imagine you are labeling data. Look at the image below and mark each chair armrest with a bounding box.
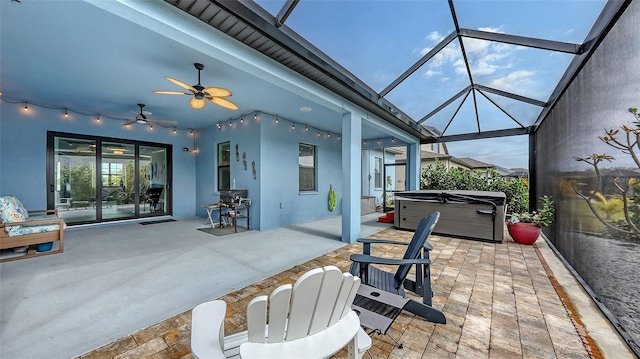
[350,254,431,266]
[3,217,65,228]
[191,300,227,359]
[356,238,432,255]
[356,238,409,246]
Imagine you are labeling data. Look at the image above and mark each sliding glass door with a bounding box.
[101,142,136,221]
[47,132,171,225]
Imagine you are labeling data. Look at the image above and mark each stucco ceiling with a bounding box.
[1,1,388,140]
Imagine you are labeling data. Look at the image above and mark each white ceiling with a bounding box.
[1,0,388,139]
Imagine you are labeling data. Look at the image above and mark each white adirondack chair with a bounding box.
[191,265,372,359]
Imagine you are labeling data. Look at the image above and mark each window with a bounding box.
[299,143,316,192]
[101,162,123,187]
[431,143,439,152]
[218,142,231,190]
[374,157,382,188]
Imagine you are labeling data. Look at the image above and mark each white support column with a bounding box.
[406,142,420,190]
[341,112,362,243]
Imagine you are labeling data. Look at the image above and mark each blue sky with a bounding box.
[255,0,606,169]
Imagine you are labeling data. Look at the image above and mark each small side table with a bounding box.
[352,284,410,348]
[201,204,224,228]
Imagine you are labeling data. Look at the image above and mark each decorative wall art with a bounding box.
[235,143,239,161]
[243,152,247,170]
[252,160,257,180]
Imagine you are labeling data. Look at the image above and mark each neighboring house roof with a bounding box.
[506,171,530,178]
[493,165,515,176]
[395,150,452,162]
[454,157,495,169]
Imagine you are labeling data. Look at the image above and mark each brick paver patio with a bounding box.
[78,227,594,359]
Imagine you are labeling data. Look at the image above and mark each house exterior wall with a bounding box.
[195,112,344,231]
[0,104,197,217]
[536,0,640,351]
[361,149,395,207]
[0,104,360,232]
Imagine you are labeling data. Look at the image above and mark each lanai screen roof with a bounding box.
[165,0,620,167]
[253,0,605,139]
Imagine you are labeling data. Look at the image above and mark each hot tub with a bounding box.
[394,190,506,242]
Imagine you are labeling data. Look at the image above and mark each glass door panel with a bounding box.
[101,142,135,220]
[54,137,97,224]
[384,163,406,212]
[49,133,171,224]
[140,145,168,215]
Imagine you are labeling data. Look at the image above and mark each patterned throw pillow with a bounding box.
[0,196,28,224]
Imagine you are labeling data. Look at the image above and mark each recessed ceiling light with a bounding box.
[300,106,312,112]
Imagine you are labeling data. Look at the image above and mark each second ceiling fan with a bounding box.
[123,103,177,127]
[153,63,238,110]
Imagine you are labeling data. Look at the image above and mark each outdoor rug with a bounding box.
[197,225,250,236]
[139,219,177,225]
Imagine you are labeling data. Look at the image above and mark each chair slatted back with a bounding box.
[394,212,440,284]
[246,266,360,344]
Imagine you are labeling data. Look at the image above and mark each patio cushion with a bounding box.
[6,223,61,237]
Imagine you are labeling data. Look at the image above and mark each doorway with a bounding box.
[383,163,406,213]
[47,132,172,225]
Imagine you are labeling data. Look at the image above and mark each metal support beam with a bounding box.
[429,126,533,143]
[380,32,457,97]
[473,84,546,107]
[459,28,582,54]
[275,0,299,27]
[529,131,537,213]
[418,85,472,124]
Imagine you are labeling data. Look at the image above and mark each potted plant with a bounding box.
[507,196,555,245]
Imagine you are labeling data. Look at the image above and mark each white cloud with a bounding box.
[426,31,444,42]
[477,26,504,34]
[463,37,491,54]
[487,70,535,92]
[423,69,441,77]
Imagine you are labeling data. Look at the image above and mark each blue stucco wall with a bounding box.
[195,115,262,227]
[258,113,343,230]
[1,106,350,231]
[193,112,344,230]
[0,104,197,217]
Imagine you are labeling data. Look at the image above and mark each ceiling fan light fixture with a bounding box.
[190,97,207,109]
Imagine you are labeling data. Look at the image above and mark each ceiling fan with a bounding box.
[152,63,238,110]
[123,104,177,127]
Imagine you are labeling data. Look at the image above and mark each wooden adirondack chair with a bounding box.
[349,211,446,324]
[191,266,372,359]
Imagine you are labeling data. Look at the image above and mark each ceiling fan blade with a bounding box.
[204,87,232,97]
[150,119,178,124]
[210,97,239,110]
[152,90,191,95]
[166,77,197,92]
[122,120,136,126]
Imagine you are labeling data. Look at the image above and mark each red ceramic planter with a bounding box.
[507,222,541,245]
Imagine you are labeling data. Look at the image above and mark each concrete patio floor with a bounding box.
[77,227,631,359]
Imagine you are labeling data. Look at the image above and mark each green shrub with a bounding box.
[420,160,529,214]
